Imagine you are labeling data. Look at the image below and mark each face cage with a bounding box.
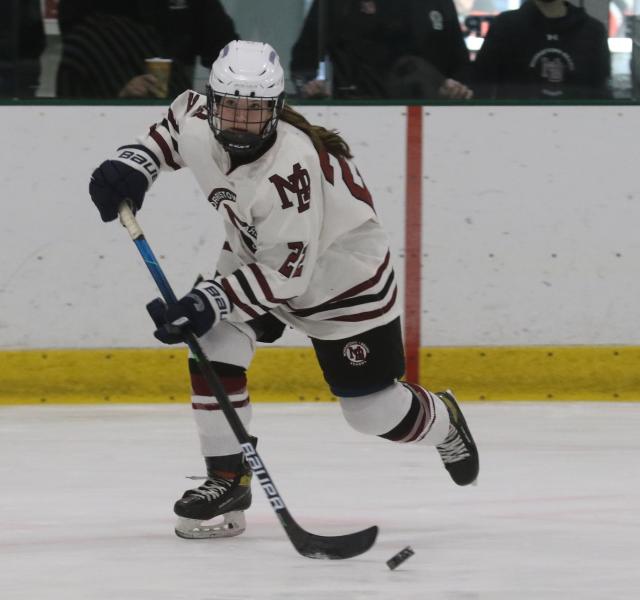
[206,87,285,156]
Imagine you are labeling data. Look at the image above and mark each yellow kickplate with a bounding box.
[0,347,334,405]
[0,348,190,404]
[0,346,638,404]
[419,346,640,402]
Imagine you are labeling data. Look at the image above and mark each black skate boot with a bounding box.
[435,390,479,486]
[174,439,256,539]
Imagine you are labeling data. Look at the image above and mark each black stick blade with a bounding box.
[279,510,378,559]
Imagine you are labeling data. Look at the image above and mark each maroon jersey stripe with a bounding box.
[221,277,262,319]
[329,286,397,322]
[328,251,390,303]
[290,252,392,316]
[167,109,180,133]
[318,147,334,184]
[247,263,291,304]
[149,124,181,170]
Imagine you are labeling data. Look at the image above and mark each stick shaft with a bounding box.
[118,204,299,514]
[116,202,378,559]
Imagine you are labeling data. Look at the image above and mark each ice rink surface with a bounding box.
[1,401,639,600]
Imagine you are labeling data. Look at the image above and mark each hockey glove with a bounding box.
[89,160,148,222]
[146,280,232,345]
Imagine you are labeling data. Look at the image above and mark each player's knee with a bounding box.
[339,382,412,436]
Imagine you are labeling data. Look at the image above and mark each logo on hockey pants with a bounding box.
[343,341,370,366]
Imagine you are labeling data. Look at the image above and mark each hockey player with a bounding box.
[88,41,479,539]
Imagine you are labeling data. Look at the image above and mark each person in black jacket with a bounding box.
[56,0,238,98]
[291,0,472,100]
[472,0,611,99]
[0,0,45,97]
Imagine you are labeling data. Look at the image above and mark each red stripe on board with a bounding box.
[404,106,422,383]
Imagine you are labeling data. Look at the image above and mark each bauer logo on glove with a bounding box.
[146,280,232,344]
[200,283,230,319]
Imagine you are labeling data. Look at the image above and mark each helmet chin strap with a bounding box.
[216,128,274,158]
[216,128,277,160]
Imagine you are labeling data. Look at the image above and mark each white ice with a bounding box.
[1,402,639,600]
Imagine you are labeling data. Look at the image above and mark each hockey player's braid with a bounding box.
[280,104,353,159]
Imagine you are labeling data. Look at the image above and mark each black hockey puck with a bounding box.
[386,546,415,570]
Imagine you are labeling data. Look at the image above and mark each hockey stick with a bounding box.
[117,202,378,559]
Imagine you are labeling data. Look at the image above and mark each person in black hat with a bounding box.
[291,0,473,100]
[472,0,611,99]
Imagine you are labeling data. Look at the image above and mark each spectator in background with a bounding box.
[472,0,611,99]
[56,0,237,98]
[291,0,473,100]
[0,0,45,97]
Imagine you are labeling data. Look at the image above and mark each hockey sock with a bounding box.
[379,382,450,445]
[339,383,413,435]
[189,359,252,456]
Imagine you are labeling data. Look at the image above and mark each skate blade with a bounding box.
[174,511,246,539]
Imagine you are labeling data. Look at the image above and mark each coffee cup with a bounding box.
[145,58,173,98]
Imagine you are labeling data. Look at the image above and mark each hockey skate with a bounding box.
[435,390,479,486]
[174,446,254,539]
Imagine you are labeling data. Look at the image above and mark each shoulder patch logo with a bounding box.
[208,187,236,210]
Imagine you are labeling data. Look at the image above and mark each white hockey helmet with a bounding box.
[206,41,286,156]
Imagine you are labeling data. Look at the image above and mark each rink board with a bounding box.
[2,105,640,405]
[1,106,639,349]
[1,345,639,404]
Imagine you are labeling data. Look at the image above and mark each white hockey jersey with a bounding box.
[115,90,400,340]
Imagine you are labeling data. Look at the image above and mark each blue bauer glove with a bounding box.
[89,160,149,222]
[146,280,232,345]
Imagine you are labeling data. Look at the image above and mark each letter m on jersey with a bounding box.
[268,163,311,213]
